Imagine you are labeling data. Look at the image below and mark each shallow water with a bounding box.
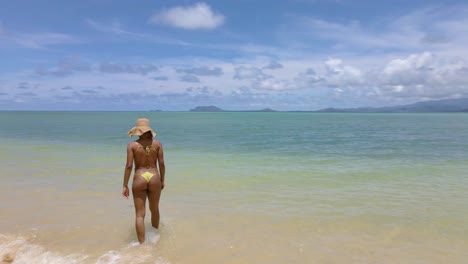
[0,112,467,263]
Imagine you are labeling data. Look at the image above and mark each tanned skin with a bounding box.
[122,131,165,243]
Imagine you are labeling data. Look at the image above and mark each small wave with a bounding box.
[1,230,168,264]
[96,251,121,264]
[146,229,160,244]
[96,229,167,264]
[0,234,87,264]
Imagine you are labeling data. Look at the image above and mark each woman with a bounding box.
[122,118,165,243]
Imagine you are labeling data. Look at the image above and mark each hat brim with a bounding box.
[128,126,156,138]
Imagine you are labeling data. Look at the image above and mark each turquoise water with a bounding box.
[0,112,467,263]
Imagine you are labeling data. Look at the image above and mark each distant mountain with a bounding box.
[316,98,468,113]
[190,106,224,112]
[189,99,468,113]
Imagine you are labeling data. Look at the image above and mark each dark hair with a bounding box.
[139,131,153,138]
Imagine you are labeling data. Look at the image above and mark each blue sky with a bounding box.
[1,0,467,110]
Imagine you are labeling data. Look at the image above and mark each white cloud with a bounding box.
[381,52,434,87]
[253,78,295,91]
[323,58,362,86]
[149,2,224,30]
[383,52,433,76]
[376,52,468,99]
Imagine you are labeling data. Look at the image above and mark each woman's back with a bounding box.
[133,140,159,169]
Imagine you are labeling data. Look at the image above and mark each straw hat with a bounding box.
[128,118,156,137]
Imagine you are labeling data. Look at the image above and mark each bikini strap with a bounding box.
[135,140,155,155]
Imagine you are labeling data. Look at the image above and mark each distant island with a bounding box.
[189,98,468,113]
[190,106,224,112]
[190,106,277,112]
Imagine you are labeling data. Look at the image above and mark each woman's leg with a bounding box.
[132,177,148,243]
[148,175,162,229]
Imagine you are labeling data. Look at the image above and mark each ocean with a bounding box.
[0,111,467,263]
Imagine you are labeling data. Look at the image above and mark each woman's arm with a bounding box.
[122,142,134,198]
[158,142,165,189]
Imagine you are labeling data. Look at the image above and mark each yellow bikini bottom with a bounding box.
[140,171,155,183]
